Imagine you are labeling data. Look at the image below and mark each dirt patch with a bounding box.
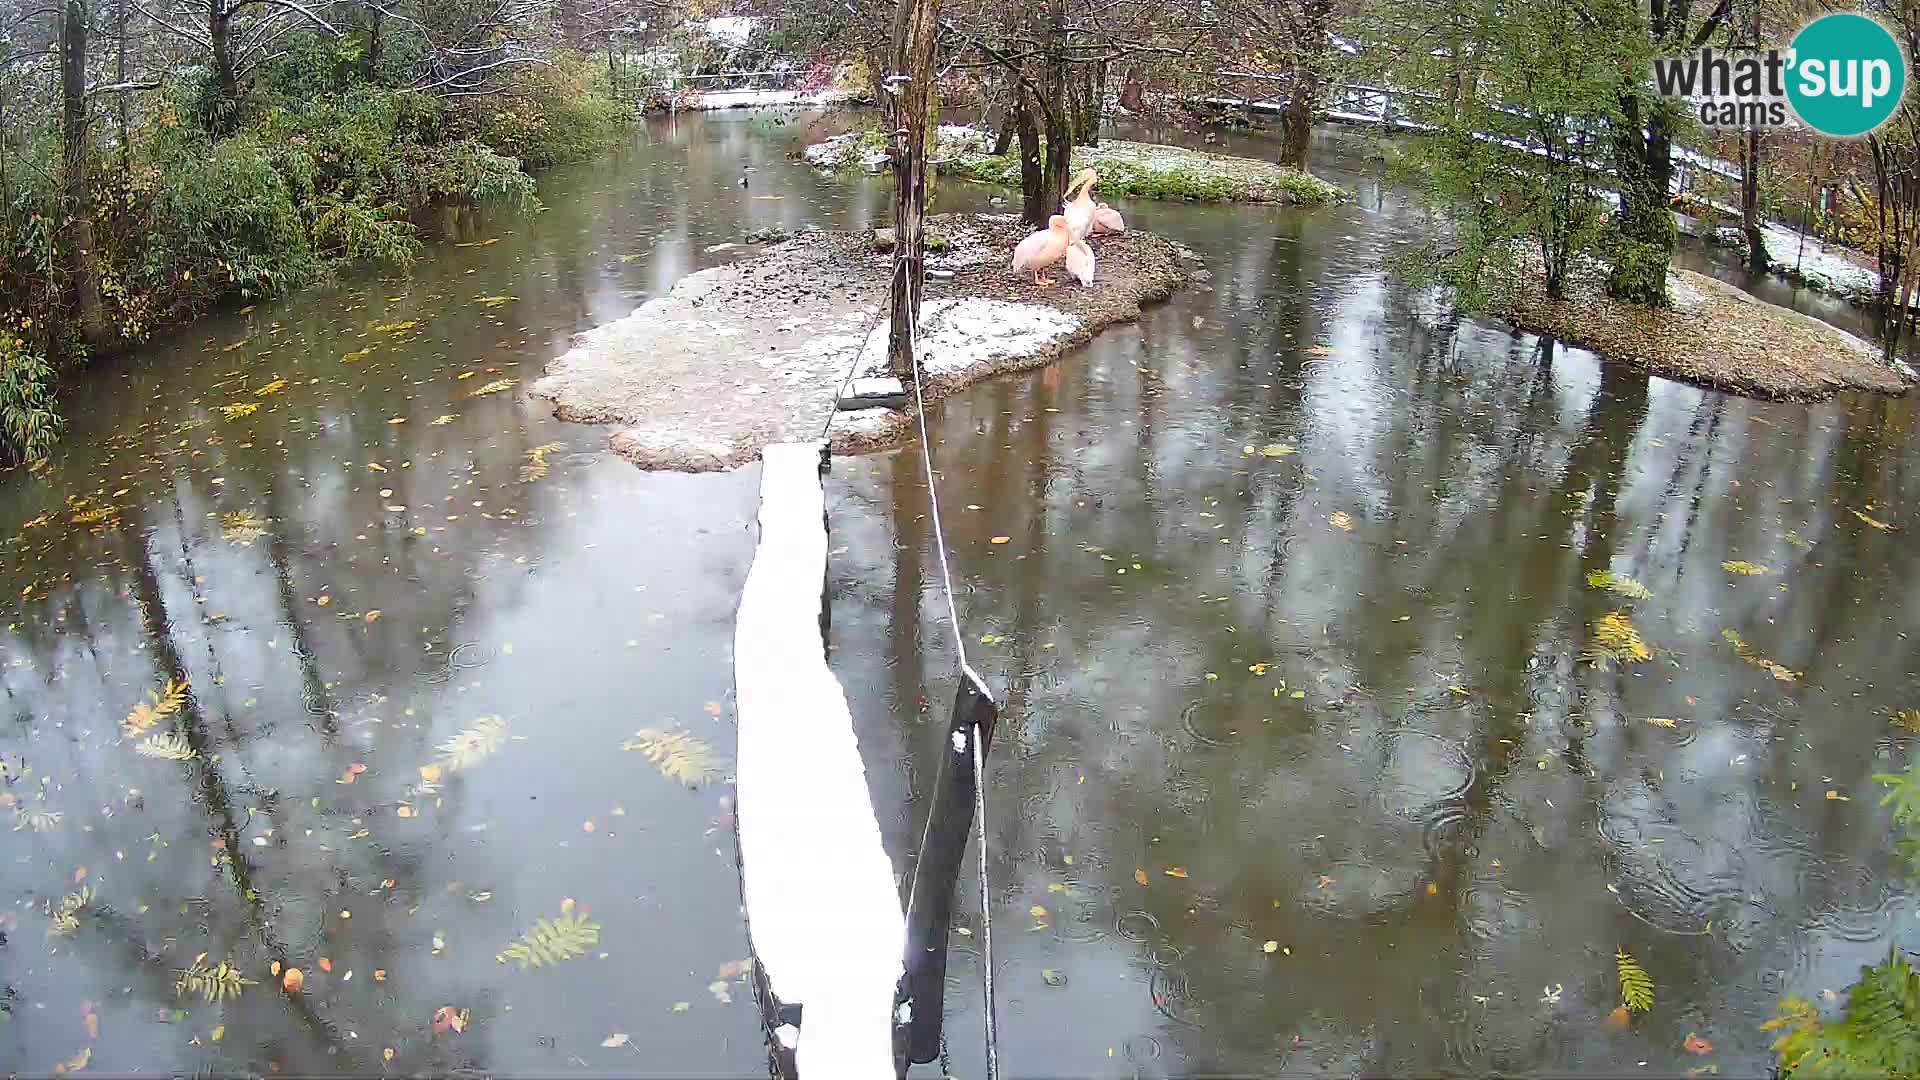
[531,214,1190,471]
[1489,263,1915,402]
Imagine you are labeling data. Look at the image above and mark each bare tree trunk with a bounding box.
[884,0,939,380]
[1035,0,1071,216]
[210,0,240,126]
[61,0,107,349]
[366,4,383,82]
[115,0,129,173]
[992,105,1014,155]
[1742,126,1767,272]
[1118,63,1144,113]
[1015,87,1045,226]
[558,0,583,51]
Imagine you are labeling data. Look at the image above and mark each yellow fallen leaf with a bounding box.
[1853,509,1895,530]
[1029,904,1048,918]
[989,536,1011,545]
[387,417,407,425]
[1644,717,1677,728]
[211,1025,225,1042]
[1134,868,1149,886]
[1164,867,1189,879]
[1263,940,1278,953]
[384,1048,395,1063]
[52,1047,90,1075]
[1329,511,1356,531]
[1259,443,1295,457]
[419,764,443,783]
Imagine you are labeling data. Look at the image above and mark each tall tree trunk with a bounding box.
[1742,126,1767,272]
[209,0,240,127]
[1279,0,1333,168]
[1035,0,1071,217]
[1607,90,1674,306]
[365,4,383,82]
[61,0,107,349]
[1117,63,1144,113]
[992,104,1014,156]
[1072,60,1103,146]
[558,0,583,51]
[115,0,129,173]
[1015,87,1045,226]
[884,0,939,380]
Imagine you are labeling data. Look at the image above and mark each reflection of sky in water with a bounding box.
[0,111,1916,1079]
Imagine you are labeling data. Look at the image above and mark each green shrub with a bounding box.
[466,58,628,169]
[145,133,317,308]
[0,331,63,466]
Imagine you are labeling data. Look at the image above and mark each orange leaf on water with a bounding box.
[1134,868,1149,886]
[1605,1006,1632,1030]
[282,967,305,993]
[318,957,333,973]
[1164,867,1189,879]
[1683,1033,1712,1055]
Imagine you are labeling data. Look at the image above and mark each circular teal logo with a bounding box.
[1786,13,1907,137]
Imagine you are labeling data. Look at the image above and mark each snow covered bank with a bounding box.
[530,216,1192,471]
[804,125,1346,205]
[1490,259,1913,402]
[687,87,867,111]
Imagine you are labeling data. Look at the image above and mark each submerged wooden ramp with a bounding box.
[733,442,904,1079]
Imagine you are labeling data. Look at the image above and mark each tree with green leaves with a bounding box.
[1376,0,1630,305]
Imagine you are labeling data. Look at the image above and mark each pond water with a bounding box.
[2,109,1917,1078]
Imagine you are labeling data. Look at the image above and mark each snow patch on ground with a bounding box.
[1759,223,1883,300]
[806,298,1085,382]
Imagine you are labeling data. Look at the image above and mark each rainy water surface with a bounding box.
[2,111,1917,1078]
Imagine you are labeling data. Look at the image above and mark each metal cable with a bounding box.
[901,263,968,671]
[970,720,1000,1080]
[900,251,998,1080]
[819,279,896,443]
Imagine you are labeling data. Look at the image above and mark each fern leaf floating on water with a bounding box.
[435,715,509,773]
[497,911,600,969]
[623,728,720,786]
[175,956,251,1002]
[135,732,197,761]
[466,378,516,399]
[124,678,188,736]
[520,443,564,483]
[221,511,268,546]
[48,886,93,936]
[1582,611,1651,669]
[1617,949,1654,1014]
[1585,570,1653,600]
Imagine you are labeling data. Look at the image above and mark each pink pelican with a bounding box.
[1011,215,1073,286]
[1063,169,1099,241]
[1064,240,1095,287]
[1089,201,1126,235]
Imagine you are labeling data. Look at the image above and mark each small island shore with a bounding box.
[531,214,1191,471]
[1490,264,1916,402]
[805,125,1346,205]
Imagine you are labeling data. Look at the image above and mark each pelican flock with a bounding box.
[1009,168,1125,289]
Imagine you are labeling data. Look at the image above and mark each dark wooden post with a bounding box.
[885,0,939,380]
[897,668,999,1068]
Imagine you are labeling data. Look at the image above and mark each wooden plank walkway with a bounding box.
[733,442,904,1079]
